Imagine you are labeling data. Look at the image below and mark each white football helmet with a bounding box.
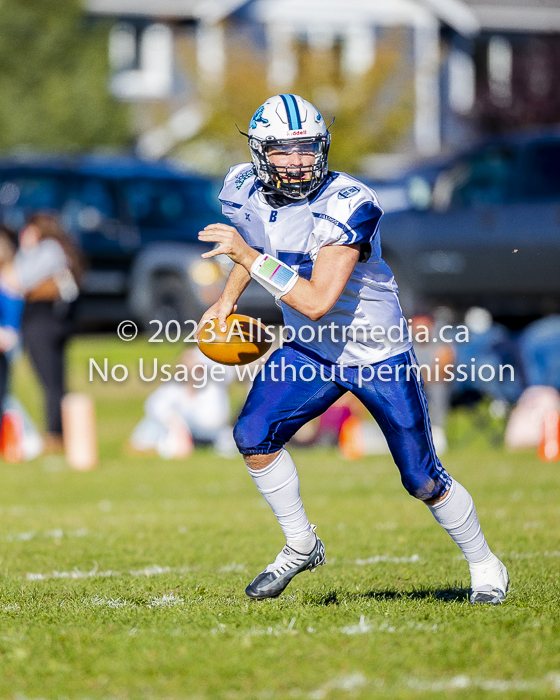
[246,94,331,200]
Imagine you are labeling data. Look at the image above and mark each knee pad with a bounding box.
[401,471,448,501]
[233,414,274,454]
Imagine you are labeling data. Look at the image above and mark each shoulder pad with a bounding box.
[223,163,255,195]
[310,172,384,246]
[332,173,381,208]
[311,173,382,215]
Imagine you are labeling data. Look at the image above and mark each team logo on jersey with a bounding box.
[269,211,278,223]
[338,186,360,199]
[235,168,254,190]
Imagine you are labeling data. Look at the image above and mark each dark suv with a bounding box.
[0,155,277,328]
[378,130,560,323]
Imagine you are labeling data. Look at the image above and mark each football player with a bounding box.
[196,94,508,604]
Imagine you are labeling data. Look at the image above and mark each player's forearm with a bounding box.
[280,279,338,321]
[279,245,360,321]
[221,263,252,305]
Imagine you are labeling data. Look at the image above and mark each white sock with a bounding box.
[246,450,315,553]
[427,479,493,565]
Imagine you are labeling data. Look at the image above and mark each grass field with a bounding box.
[1,337,559,699]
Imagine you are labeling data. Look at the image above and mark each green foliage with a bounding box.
[177,43,273,175]
[2,336,559,699]
[178,32,413,175]
[0,0,131,153]
[293,35,414,173]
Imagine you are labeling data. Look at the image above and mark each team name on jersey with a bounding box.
[235,168,254,190]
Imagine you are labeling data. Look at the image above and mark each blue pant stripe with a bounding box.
[407,350,452,489]
[407,349,438,466]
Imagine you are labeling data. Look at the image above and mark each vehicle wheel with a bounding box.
[146,273,198,328]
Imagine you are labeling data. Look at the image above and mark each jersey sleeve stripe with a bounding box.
[312,212,351,236]
[219,198,243,209]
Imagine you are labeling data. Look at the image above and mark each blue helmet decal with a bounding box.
[316,111,323,123]
[279,94,302,130]
[250,106,269,129]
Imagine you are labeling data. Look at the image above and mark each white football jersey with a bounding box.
[219,164,412,365]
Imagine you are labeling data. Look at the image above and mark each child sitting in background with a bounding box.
[129,348,237,459]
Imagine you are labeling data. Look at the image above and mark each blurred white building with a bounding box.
[87,0,560,163]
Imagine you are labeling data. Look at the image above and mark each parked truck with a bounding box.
[0,155,279,329]
[378,129,560,324]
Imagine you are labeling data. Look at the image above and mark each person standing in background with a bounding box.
[0,226,25,414]
[15,214,83,453]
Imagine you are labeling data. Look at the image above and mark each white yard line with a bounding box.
[25,563,193,581]
[355,554,420,565]
[341,615,438,635]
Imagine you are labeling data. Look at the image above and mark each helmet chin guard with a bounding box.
[246,94,331,200]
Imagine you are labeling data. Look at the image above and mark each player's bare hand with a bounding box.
[0,327,18,353]
[195,298,238,338]
[198,223,259,269]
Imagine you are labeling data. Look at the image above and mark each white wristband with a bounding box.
[250,253,299,300]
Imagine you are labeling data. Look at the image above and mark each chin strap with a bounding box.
[250,253,299,301]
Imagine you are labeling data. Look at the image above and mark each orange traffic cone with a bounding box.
[538,408,560,462]
[339,415,392,459]
[0,410,25,463]
[339,415,364,460]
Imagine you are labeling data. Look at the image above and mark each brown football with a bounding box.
[197,314,273,366]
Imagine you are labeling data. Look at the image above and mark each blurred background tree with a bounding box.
[0,0,131,153]
[175,28,413,175]
[293,30,413,173]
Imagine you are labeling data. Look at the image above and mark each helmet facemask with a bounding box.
[249,134,331,200]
